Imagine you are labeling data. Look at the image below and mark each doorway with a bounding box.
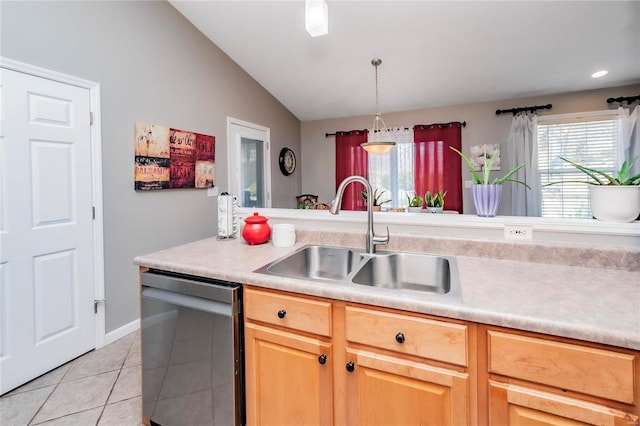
[227,118,271,208]
[0,58,104,394]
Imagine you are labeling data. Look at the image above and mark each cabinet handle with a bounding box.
[345,361,355,372]
[277,309,286,319]
[395,332,405,344]
[318,354,327,365]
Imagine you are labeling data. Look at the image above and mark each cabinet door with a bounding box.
[345,349,469,426]
[245,323,333,426]
[488,381,639,426]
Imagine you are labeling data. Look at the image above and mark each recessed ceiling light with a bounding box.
[591,70,608,78]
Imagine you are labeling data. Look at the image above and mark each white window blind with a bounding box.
[537,113,619,218]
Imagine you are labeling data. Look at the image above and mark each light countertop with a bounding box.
[134,229,640,350]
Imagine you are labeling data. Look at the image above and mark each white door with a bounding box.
[227,118,271,208]
[0,68,96,394]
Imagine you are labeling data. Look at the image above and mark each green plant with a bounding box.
[425,190,447,207]
[545,156,640,186]
[450,146,531,189]
[361,189,392,206]
[406,193,423,207]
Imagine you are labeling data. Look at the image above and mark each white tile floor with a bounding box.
[0,331,142,426]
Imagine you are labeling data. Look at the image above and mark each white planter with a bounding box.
[590,185,640,223]
[407,207,422,213]
[425,206,443,214]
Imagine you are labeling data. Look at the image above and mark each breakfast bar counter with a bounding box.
[134,228,640,351]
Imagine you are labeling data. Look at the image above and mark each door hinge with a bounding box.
[92,206,95,220]
[94,299,105,314]
[90,111,94,125]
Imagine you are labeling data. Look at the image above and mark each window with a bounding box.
[367,125,462,212]
[228,118,271,208]
[368,140,415,208]
[537,112,619,218]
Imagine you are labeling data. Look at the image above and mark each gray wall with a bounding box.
[301,84,640,214]
[1,1,301,333]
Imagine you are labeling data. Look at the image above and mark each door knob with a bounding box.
[346,361,355,372]
[318,354,327,365]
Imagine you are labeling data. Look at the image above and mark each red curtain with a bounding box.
[414,123,462,213]
[335,130,368,211]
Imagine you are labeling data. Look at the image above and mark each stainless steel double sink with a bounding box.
[254,245,460,297]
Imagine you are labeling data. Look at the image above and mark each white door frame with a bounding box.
[1,57,106,348]
[227,117,272,207]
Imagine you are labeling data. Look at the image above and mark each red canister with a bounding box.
[242,212,271,245]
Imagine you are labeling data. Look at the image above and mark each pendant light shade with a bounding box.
[361,59,395,154]
[305,0,328,37]
[361,141,395,154]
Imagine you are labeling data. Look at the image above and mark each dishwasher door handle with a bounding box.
[142,286,233,317]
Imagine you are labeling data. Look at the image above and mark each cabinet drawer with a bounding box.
[488,330,636,404]
[244,288,332,337]
[345,306,468,366]
[488,381,638,426]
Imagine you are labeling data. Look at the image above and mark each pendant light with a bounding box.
[361,58,395,154]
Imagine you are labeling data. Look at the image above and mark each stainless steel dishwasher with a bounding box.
[141,270,243,426]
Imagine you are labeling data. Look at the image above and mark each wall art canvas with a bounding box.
[135,122,215,190]
[469,143,501,171]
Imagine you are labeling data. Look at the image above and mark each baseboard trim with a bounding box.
[102,318,140,347]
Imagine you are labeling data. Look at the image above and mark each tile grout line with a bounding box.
[96,333,139,425]
[26,358,73,426]
[34,335,137,425]
[3,333,141,426]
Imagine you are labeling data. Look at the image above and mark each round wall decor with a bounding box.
[279,147,296,176]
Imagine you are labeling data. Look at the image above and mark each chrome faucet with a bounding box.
[330,176,389,253]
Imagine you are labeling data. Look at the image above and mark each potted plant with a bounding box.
[361,188,391,211]
[406,193,423,212]
[545,156,640,222]
[450,146,530,217]
[425,190,447,213]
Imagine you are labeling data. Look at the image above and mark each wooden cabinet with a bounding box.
[345,351,466,424]
[343,305,472,425]
[344,347,470,425]
[244,323,333,426]
[485,329,639,426]
[244,286,474,426]
[244,288,333,426]
[244,286,639,426]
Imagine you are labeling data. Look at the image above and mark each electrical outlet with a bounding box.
[207,186,219,197]
[504,225,533,240]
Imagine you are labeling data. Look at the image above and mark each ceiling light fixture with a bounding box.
[305,0,328,37]
[361,58,395,154]
[591,70,608,78]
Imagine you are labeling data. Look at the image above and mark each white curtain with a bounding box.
[617,105,640,176]
[368,127,414,208]
[507,113,541,216]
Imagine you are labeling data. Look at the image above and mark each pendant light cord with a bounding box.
[372,58,382,116]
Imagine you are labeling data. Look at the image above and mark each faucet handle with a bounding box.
[373,226,390,246]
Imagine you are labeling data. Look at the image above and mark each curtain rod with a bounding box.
[495,104,552,116]
[325,121,466,138]
[606,95,640,104]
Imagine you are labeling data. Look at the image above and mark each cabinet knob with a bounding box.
[318,354,327,365]
[395,332,405,344]
[345,361,355,372]
[277,309,286,319]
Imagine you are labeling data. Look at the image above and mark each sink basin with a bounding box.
[352,253,451,294]
[255,245,460,297]
[261,245,365,281]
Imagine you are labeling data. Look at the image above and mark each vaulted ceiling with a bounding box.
[170,1,640,121]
